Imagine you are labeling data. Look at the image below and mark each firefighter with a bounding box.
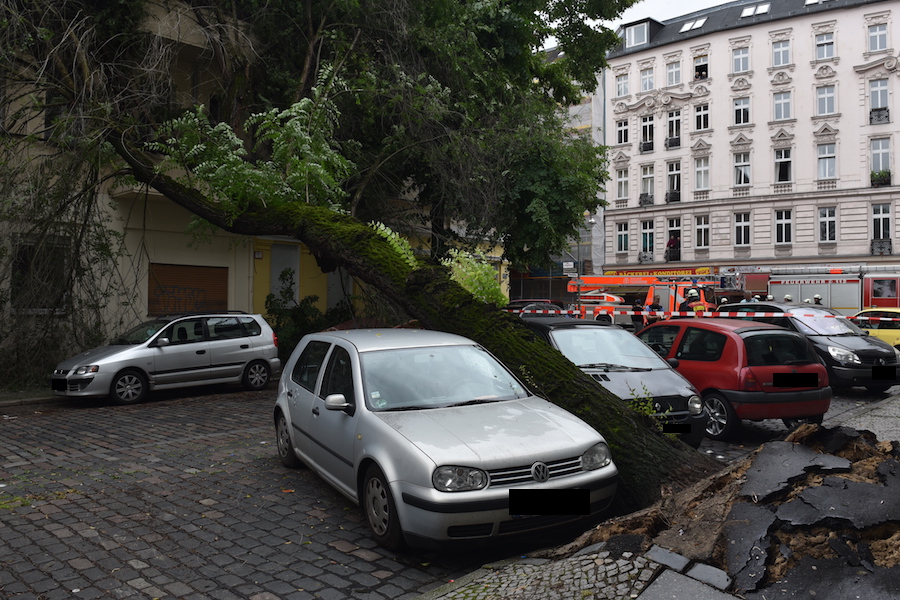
[678,289,705,313]
[813,294,823,305]
[783,294,793,303]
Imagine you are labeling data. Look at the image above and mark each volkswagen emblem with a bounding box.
[531,462,550,483]
[876,358,886,366]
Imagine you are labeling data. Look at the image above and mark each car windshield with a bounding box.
[111,319,170,345]
[741,331,818,366]
[360,344,529,411]
[789,310,865,336]
[550,326,672,370]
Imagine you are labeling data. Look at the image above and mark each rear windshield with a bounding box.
[551,326,672,369]
[741,331,818,366]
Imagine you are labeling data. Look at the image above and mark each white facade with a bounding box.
[603,0,899,276]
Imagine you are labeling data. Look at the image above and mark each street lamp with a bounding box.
[576,211,597,315]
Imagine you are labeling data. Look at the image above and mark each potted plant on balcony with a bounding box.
[871,170,891,187]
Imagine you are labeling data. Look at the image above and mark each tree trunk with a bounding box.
[115,141,721,512]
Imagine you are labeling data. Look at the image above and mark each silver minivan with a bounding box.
[51,313,281,404]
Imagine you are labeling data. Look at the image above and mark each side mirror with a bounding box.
[325,393,355,415]
[666,357,680,368]
[155,337,170,348]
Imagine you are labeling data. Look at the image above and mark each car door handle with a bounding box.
[312,406,320,416]
[196,350,206,355]
[240,344,249,349]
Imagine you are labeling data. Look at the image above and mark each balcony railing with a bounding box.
[871,238,893,256]
[773,183,793,194]
[664,136,681,149]
[665,190,681,203]
[872,170,892,187]
[638,251,654,263]
[639,141,654,153]
[817,180,837,191]
[639,193,654,206]
[870,107,890,125]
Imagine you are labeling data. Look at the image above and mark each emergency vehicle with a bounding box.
[767,265,900,315]
[567,275,718,324]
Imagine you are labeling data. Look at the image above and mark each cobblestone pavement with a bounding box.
[0,388,512,600]
[1,386,893,600]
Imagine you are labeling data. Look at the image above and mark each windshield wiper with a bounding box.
[444,398,499,408]
[578,363,652,372]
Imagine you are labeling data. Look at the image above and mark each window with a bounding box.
[616,119,629,144]
[873,204,891,240]
[734,152,751,186]
[817,143,836,179]
[775,149,792,182]
[680,18,707,33]
[734,97,750,125]
[667,110,681,140]
[616,74,629,97]
[869,24,887,53]
[775,209,792,244]
[641,115,654,145]
[871,79,889,109]
[667,61,681,86]
[774,92,792,121]
[816,33,834,60]
[741,3,770,17]
[695,104,709,130]
[616,168,629,199]
[773,40,790,67]
[641,220,655,252]
[641,68,654,91]
[816,85,835,115]
[735,213,751,246]
[616,222,629,252]
[626,23,648,48]
[667,162,681,191]
[695,215,710,248]
[694,55,708,80]
[695,157,710,190]
[321,346,356,405]
[641,165,655,195]
[733,47,749,73]
[819,207,836,242]
[291,341,331,392]
[872,138,890,172]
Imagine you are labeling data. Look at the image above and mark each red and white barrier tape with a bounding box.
[507,309,900,321]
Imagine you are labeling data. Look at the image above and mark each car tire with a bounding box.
[864,383,893,394]
[782,414,825,430]
[242,360,270,391]
[275,412,302,468]
[362,464,405,550]
[110,369,148,405]
[702,393,739,440]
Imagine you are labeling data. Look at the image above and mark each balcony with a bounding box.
[639,193,654,206]
[871,170,892,188]
[664,136,681,149]
[665,190,681,203]
[638,251,654,263]
[773,183,793,194]
[870,107,890,125]
[639,141,654,153]
[871,238,893,256]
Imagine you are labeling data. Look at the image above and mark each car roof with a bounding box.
[855,306,900,314]
[308,328,477,352]
[720,302,842,316]
[521,317,619,331]
[646,317,789,335]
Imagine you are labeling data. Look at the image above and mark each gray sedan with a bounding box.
[274,328,618,549]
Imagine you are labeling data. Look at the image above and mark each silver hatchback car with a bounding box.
[274,328,618,549]
[51,313,281,404]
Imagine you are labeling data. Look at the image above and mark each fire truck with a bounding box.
[567,275,719,325]
[768,265,900,315]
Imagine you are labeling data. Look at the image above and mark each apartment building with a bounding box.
[602,0,897,286]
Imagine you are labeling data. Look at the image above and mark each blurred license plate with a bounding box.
[509,489,589,516]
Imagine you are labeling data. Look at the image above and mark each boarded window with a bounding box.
[148,263,227,315]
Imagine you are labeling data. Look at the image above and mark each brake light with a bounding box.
[273,333,279,347]
[740,368,762,391]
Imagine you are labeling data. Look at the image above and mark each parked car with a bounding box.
[521,318,707,447]
[516,302,569,317]
[719,302,900,393]
[274,328,618,549]
[852,307,900,349]
[637,318,831,440]
[50,312,281,404]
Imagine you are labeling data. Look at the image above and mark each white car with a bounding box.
[51,313,281,404]
[274,328,618,549]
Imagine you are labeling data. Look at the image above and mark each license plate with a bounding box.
[509,489,590,516]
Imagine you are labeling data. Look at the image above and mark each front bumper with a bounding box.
[393,464,618,547]
[829,364,898,386]
[49,374,111,397]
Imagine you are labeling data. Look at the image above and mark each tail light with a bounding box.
[740,368,762,391]
[273,333,279,347]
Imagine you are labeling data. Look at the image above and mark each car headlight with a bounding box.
[74,365,100,375]
[432,466,488,492]
[582,442,612,471]
[827,346,860,365]
[894,347,900,363]
[688,395,703,415]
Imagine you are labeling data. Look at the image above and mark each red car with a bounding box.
[636,318,831,440]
